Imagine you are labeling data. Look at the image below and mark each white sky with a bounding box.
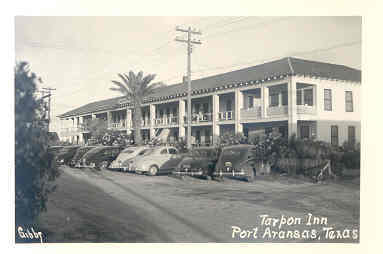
[15,16,361,131]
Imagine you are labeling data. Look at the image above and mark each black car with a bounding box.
[173,147,221,179]
[70,146,97,167]
[48,146,64,156]
[213,144,257,182]
[55,146,81,165]
[81,146,124,170]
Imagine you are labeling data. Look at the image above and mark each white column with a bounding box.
[288,77,298,137]
[263,86,269,118]
[149,104,156,139]
[178,100,186,138]
[107,111,112,129]
[235,90,243,133]
[126,108,132,129]
[212,94,220,143]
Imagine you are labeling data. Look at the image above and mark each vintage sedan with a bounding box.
[48,146,64,155]
[173,147,221,179]
[213,144,257,182]
[70,146,97,167]
[81,146,124,170]
[55,145,81,165]
[118,147,154,172]
[109,146,150,172]
[131,146,184,176]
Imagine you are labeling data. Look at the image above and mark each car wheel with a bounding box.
[244,165,255,182]
[148,165,158,176]
[98,161,109,170]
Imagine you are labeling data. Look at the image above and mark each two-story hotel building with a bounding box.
[58,57,361,146]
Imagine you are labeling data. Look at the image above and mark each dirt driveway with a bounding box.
[42,166,360,243]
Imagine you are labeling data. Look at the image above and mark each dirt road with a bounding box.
[39,166,360,243]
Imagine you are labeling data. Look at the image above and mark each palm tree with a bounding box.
[111,71,163,145]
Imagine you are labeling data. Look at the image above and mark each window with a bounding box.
[159,109,163,118]
[345,91,353,112]
[269,93,279,107]
[203,103,209,113]
[166,108,170,117]
[168,148,178,154]
[348,126,356,145]
[282,90,288,106]
[265,127,273,134]
[324,89,332,111]
[205,129,211,144]
[226,99,232,111]
[194,103,200,113]
[303,89,313,106]
[331,125,339,146]
[300,125,310,139]
[296,90,303,105]
[172,107,177,116]
[196,130,201,143]
[248,96,254,108]
[160,149,168,154]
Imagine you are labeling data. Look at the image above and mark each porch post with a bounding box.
[288,77,298,137]
[262,85,269,118]
[235,89,243,133]
[212,94,220,144]
[178,99,186,139]
[107,111,112,129]
[149,104,156,139]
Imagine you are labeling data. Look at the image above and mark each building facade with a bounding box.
[58,57,361,146]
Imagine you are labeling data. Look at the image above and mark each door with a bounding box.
[162,148,182,172]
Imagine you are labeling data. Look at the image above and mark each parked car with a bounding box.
[131,146,183,176]
[55,145,81,165]
[109,146,151,172]
[213,144,257,182]
[173,147,221,179]
[70,146,98,167]
[48,146,64,155]
[81,146,125,170]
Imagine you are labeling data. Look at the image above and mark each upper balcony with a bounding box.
[108,121,128,130]
[184,113,213,125]
[60,125,89,137]
[218,111,234,121]
[154,117,179,126]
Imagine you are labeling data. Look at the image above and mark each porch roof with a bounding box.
[58,57,361,118]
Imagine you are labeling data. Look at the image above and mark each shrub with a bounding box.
[15,62,60,227]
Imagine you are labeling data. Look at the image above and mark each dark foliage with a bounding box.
[15,62,60,227]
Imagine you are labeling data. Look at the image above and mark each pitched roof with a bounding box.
[58,57,361,118]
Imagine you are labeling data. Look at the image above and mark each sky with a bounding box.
[15,16,361,132]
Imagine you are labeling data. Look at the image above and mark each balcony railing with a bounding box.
[109,121,127,130]
[240,106,262,121]
[154,117,179,126]
[60,125,89,137]
[218,111,234,121]
[184,113,213,124]
[297,105,317,115]
[267,105,288,117]
[141,119,151,127]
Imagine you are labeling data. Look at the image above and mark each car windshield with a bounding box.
[86,147,104,155]
[139,149,153,156]
[60,147,76,153]
[221,147,248,159]
[121,149,135,154]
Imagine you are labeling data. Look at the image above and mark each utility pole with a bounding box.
[175,26,202,149]
[41,87,56,131]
